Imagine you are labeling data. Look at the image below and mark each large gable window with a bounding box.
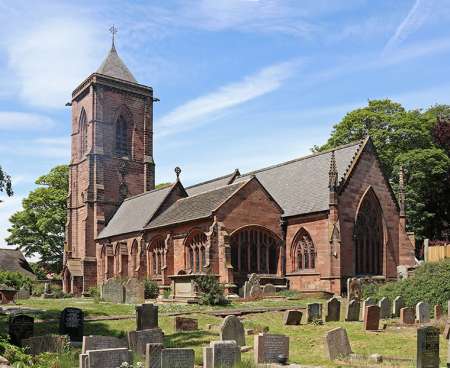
[291,229,316,272]
[115,115,128,156]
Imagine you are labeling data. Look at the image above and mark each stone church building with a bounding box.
[63,40,416,297]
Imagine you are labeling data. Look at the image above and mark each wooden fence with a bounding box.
[426,242,450,262]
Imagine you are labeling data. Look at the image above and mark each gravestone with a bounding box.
[161,348,195,368]
[249,284,262,298]
[145,343,163,368]
[203,340,241,368]
[364,305,380,331]
[102,278,125,303]
[254,333,289,364]
[125,278,145,304]
[8,314,34,346]
[416,302,431,324]
[306,303,323,323]
[86,347,132,368]
[136,303,159,331]
[59,307,84,342]
[434,304,443,320]
[82,335,127,353]
[326,297,341,322]
[22,335,68,355]
[283,310,302,325]
[262,284,276,295]
[41,282,54,299]
[400,307,415,325]
[220,315,245,347]
[174,317,198,332]
[361,297,376,321]
[393,296,405,318]
[324,327,352,360]
[378,297,391,319]
[16,287,31,300]
[128,328,164,356]
[347,278,362,301]
[416,326,439,368]
[345,300,360,322]
[243,273,260,298]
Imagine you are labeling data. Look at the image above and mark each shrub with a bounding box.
[0,271,32,290]
[144,279,159,299]
[194,274,228,306]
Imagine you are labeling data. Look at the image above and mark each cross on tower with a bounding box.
[109,25,118,46]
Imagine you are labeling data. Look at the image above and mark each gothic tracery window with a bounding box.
[79,109,88,156]
[185,231,207,273]
[292,229,316,272]
[148,238,165,277]
[115,115,128,156]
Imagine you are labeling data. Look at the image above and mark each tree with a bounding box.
[316,99,450,241]
[0,165,13,197]
[6,165,68,273]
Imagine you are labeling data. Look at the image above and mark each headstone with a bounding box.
[42,281,54,299]
[324,327,352,360]
[136,303,159,330]
[128,328,164,356]
[397,265,409,280]
[243,273,260,298]
[416,326,439,368]
[306,303,323,323]
[361,297,376,321]
[326,297,341,322]
[101,278,125,304]
[345,300,360,322]
[254,333,289,364]
[59,307,84,342]
[86,347,132,368]
[220,315,245,347]
[283,310,302,325]
[416,302,431,324]
[161,348,195,368]
[249,284,262,298]
[174,317,198,332]
[400,307,415,325]
[8,314,34,346]
[22,335,68,355]
[347,278,362,301]
[434,304,443,320]
[203,340,241,368]
[393,296,405,318]
[125,278,145,304]
[82,335,127,353]
[378,297,391,319]
[262,284,276,295]
[364,305,380,331]
[145,343,163,368]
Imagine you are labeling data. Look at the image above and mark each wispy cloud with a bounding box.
[0,136,70,160]
[156,60,301,137]
[0,112,54,131]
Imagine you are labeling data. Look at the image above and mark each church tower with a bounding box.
[63,29,155,295]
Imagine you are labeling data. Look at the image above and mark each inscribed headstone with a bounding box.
[324,327,352,360]
[378,297,391,319]
[59,307,84,342]
[306,303,323,323]
[22,335,68,355]
[136,303,159,330]
[86,347,132,368]
[345,300,360,322]
[361,297,376,321]
[128,328,164,356]
[82,335,127,353]
[364,305,380,331]
[125,278,145,304]
[326,297,341,322]
[254,333,289,364]
[101,278,125,304]
[8,314,34,346]
[416,326,439,368]
[161,348,194,368]
[145,343,162,368]
[283,310,302,325]
[393,296,405,318]
[203,340,241,368]
[220,315,245,347]
[400,307,415,325]
[416,302,431,324]
[175,317,198,332]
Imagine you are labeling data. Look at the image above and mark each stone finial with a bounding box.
[328,150,338,191]
[174,167,182,181]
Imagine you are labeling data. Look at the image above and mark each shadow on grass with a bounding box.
[165,330,218,348]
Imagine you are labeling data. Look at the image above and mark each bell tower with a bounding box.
[63,28,155,295]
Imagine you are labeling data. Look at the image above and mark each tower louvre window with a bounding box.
[115,115,128,156]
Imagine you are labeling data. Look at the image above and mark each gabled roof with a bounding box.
[98,184,179,239]
[0,248,35,279]
[146,180,248,229]
[97,44,137,83]
[186,170,240,196]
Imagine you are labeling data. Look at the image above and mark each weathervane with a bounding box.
[109,25,118,47]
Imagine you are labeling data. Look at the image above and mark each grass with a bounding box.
[1,297,447,367]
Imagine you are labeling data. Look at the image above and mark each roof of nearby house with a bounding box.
[96,44,137,83]
[0,248,36,279]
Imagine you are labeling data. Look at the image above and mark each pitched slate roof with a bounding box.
[97,44,137,83]
[98,184,174,238]
[186,170,239,196]
[0,248,35,279]
[146,180,248,229]
[236,141,362,216]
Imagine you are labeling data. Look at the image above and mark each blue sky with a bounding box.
[1,0,450,250]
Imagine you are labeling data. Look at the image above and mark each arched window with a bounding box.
[291,229,316,272]
[79,109,88,156]
[185,231,207,273]
[148,238,165,277]
[115,115,128,156]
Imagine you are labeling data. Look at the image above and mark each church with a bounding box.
[63,37,416,297]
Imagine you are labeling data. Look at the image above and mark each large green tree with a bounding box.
[0,165,13,197]
[316,99,450,242]
[6,165,68,273]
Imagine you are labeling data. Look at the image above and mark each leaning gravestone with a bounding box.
[22,335,68,355]
[220,315,245,347]
[161,348,195,368]
[306,303,323,323]
[400,307,415,325]
[254,333,289,364]
[175,317,198,332]
[128,328,164,356]
[102,278,125,303]
[393,296,405,318]
[361,297,376,321]
[324,327,352,360]
[364,305,380,331]
[86,347,132,368]
[416,302,431,324]
[136,303,159,330]
[125,278,145,304]
[59,307,84,342]
[283,310,302,325]
[82,335,127,353]
[326,297,341,322]
[345,300,360,322]
[416,326,439,368]
[8,314,34,346]
[203,340,241,368]
[378,297,391,319]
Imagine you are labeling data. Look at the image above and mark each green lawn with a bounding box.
[1,297,447,367]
